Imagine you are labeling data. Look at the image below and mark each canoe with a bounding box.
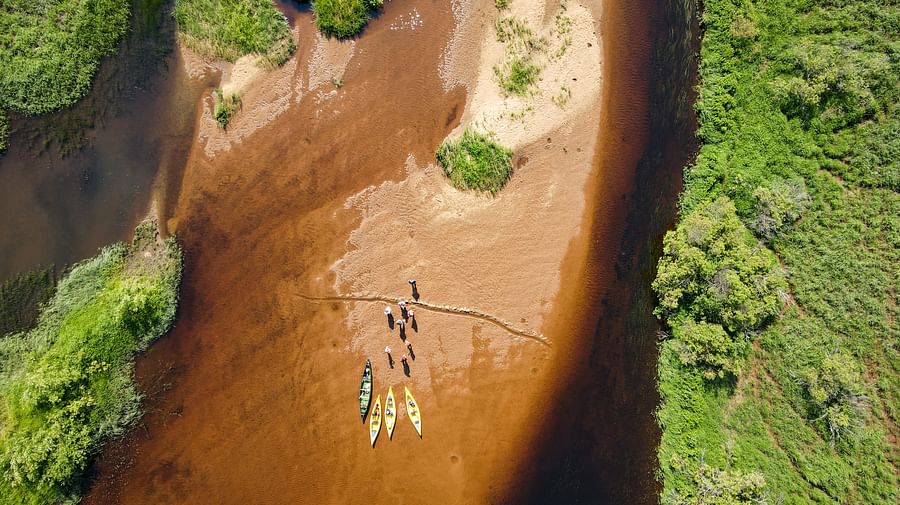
[359,359,372,422]
[385,387,397,439]
[405,386,422,437]
[370,395,382,447]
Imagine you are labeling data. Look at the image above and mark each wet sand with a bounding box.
[82,0,692,502]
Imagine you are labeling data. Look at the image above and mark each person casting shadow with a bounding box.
[407,341,415,360]
[409,279,420,301]
[401,354,410,376]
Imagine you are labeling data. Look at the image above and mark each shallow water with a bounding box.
[0,0,211,281]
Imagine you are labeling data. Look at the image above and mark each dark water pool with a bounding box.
[0,0,211,281]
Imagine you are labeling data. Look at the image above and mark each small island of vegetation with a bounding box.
[312,0,383,38]
[0,221,182,504]
[174,0,295,67]
[654,0,898,503]
[436,129,514,194]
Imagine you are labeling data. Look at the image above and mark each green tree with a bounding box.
[671,319,745,380]
[749,177,810,240]
[666,463,768,505]
[653,197,786,333]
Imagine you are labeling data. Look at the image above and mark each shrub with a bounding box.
[214,89,241,128]
[436,129,514,194]
[174,0,295,66]
[665,463,768,505]
[653,197,786,333]
[797,353,869,444]
[671,319,745,380]
[312,0,382,38]
[749,177,810,240]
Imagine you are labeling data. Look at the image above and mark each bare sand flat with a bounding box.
[84,0,612,503]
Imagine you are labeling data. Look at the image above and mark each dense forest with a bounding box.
[653,0,898,503]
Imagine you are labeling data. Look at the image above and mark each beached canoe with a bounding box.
[370,395,382,447]
[405,386,422,437]
[359,359,372,422]
[385,387,397,439]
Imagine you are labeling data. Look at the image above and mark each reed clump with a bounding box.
[436,129,513,194]
[174,0,295,67]
[313,0,383,38]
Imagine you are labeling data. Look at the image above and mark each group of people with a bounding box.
[383,279,419,371]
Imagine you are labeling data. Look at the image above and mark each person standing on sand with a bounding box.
[397,318,406,339]
[408,279,419,300]
[408,308,415,322]
[384,346,393,367]
[406,341,413,354]
[400,354,408,366]
[384,306,394,328]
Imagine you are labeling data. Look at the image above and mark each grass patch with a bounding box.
[213,89,241,128]
[494,57,540,96]
[436,129,513,194]
[0,219,182,504]
[0,0,130,117]
[174,0,295,66]
[655,0,900,503]
[0,268,56,338]
[312,0,383,38]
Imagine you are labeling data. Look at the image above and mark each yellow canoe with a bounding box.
[385,387,397,439]
[370,394,382,447]
[405,386,422,437]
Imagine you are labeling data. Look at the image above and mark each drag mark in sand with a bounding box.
[297,293,550,347]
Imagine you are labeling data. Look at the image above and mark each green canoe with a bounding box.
[359,359,373,422]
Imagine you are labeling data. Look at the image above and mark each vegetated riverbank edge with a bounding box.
[654,0,898,503]
[0,219,182,505]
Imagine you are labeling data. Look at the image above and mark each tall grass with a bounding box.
[0,0,130,117]
[655,0,899,503]
[174,0,295,66]
[312,0,382,38]
[0,220,182,504]
[436,129,514,194]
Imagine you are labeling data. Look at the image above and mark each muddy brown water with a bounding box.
[0,0,212,282]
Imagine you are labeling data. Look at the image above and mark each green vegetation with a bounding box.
[655,0,899,503]
[213,89,241,128]
[494,0,509,11]
[493,16,547,96]
[0,268,55,338]
[174,0,295,66]
[0,0,131,152]
[312,0,383,39]
[436,129,513,194]
[0,221,182,504]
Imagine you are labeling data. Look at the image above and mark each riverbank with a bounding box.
[83,0,615,502]
[654,0,899,502]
